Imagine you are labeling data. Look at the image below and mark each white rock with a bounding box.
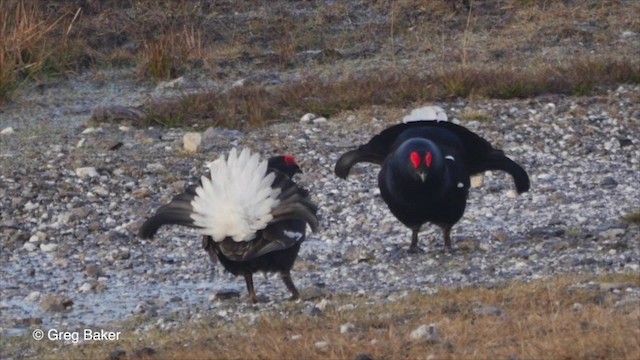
[40,243,58,252]
[300,113,317,123]
[312,117,328,124]
[28,235,40,243]
[1,127,15,135]
[506,190,518,199]
[92,186,110,197]
[410,323,438,342]
[81,127,98,134]
[290,334,302,341]
[23,242,38,252]
[183,132,202,153]
[314,341,329,351]
[75,167,99,179]
[146,163,165,172]
[471,175,484,188]
[25,291,41,302]
[340,323,355,334]
[119,125,130,131]
[78,283,93,293]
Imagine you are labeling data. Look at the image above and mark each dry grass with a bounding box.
[1,0,639,107]
[5,274,637,360]
[138,57,639,129]
[0,0,82,103]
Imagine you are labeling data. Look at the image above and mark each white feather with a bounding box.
[402,106,448,123]
[190,148,281,242]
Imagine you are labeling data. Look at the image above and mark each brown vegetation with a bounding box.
[1,0,639,118]
[4,274,636,360]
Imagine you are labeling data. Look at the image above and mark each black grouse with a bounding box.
[139,148,318,303]
[334,106,530,253]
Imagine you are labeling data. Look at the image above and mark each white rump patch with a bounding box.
[190,148,281,243]
[402,106,448,123]
[283,230,304,241]
[445,155,455,161]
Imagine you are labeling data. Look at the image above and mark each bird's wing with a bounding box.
[334,120,493,179]
[138,189,199,239]
[241,219,306,260]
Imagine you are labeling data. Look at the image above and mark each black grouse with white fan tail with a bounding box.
[335,106,530,253]
[139,148,318,303]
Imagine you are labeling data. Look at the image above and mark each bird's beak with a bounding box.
[418,171,427,182]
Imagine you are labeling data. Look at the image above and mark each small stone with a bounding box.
[572,303,583,312]
[290,334,302,341]
[25,291,41,302]
[314,341,329,351]
[93,186,110,197]
[600,177,618,188]
[78,282,94,293]
[75,167,99,179]
[506,190,518,199]
[146,163,165,173]
[40,243,58,252]
[312,117,328,124]
[183,132,202,153]
[85,264,103,278]
[410,324,439,342]
[40,295,73,312]
[340,322,355,334]
[23,242,37,252]
[131,188,151,199]
[300,113,317,123]
[1,127,15,135]
[81,127,98,134]
[471,175,484,188]
[599,228,625,239]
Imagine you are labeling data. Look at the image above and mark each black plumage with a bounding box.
[139,153,318,303]
[335,118,530,253]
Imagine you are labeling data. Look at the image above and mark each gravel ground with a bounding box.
[1,74,639,337]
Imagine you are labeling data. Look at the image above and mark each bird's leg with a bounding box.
[281,271,300,301]
[442,225,453,253]
[408,226,423,253]
[243,273,258,303]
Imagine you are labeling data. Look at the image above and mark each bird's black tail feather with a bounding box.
[138,192,199,239]
[475,151,530,194]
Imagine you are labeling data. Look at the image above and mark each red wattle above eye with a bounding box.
[425,152,433,167]
[284,156,296,166]
[410,152,421,169]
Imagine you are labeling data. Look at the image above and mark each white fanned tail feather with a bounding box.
[190,148,281,242]
[402,106,448,123]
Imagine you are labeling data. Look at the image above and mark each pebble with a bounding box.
[75,167,99,178]
[1,126,15,135]
[300,113,317,123]
[409,323,439,342]
[183,132,202,153]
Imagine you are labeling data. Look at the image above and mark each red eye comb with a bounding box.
[425,152,433,168]
[284,155,297,166]
[410,152,421,169]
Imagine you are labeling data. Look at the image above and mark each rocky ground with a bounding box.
[0,73,639,340]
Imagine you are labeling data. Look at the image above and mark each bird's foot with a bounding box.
[408,245,425,254]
